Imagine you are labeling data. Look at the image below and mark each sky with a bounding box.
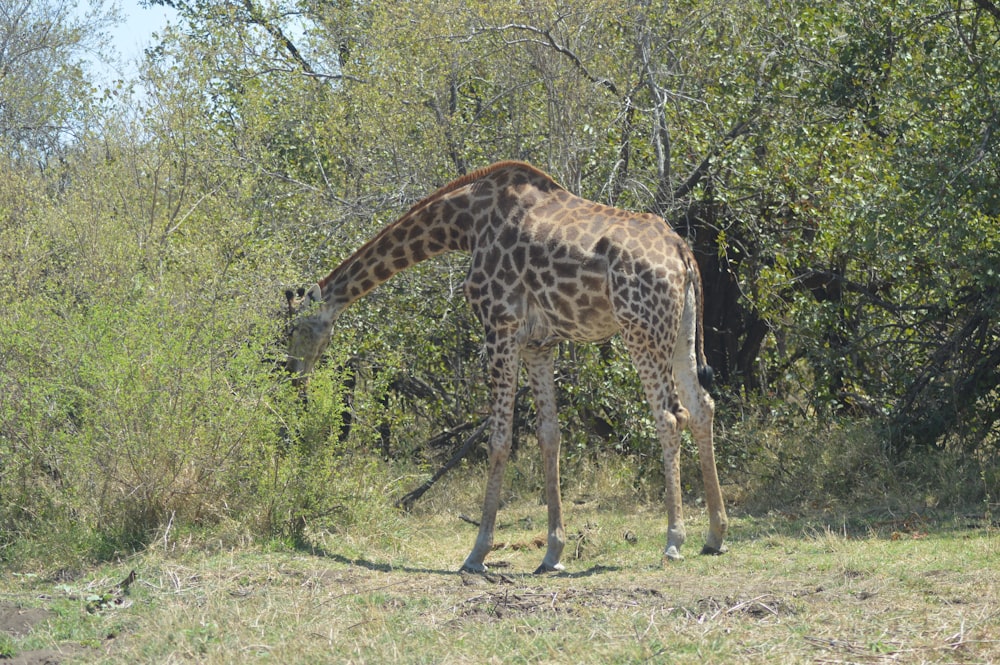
[96,1,175,80]
[113,2,173,56]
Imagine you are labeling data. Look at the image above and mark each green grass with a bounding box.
[1,496,997,664]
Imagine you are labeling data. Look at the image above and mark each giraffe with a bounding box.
[285,161,728,572]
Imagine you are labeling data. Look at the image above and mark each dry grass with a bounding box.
[2,495,997,664]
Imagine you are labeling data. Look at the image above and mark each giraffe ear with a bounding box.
[286,284,322,312]
[284,289,299,322]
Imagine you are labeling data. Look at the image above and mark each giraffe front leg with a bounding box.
[461,440,510,572]
[523,349,565,574]
[535,431,566,574]
[461,340,518,574]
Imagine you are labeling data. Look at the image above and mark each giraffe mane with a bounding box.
[317,161,565,289]
[397,160,564,221]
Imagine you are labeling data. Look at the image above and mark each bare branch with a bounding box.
[239,0,318,78]
[971,0,1000,22]
[669,117,754,202]
[468,23,618,96]
[636,22,672,208]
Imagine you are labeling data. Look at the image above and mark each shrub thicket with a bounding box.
[1,0,997,566]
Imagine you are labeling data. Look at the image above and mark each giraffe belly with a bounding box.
[520,295,619,346]
[555,311,619,344]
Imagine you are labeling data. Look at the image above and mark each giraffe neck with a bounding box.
[312,161,564,321]
[317,191,474,314]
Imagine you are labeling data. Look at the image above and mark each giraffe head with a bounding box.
[284,283,331,387]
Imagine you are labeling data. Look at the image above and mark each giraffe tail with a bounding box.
[698,362,715,390]
[688,253,714,391]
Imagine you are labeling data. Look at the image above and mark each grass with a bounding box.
[1,490,997,664]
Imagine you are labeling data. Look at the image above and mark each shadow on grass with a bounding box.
[299,545,457,575]
[556,564,623,578]
[297,542,624,578]
[727,505,994,544]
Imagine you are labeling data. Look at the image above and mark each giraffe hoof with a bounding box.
[663,546,684,562]
[701,543,728,556]
[460,561,488,574]
[533,562,565,575]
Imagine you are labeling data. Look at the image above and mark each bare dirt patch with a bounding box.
[0,604,54,638]
[446,579,805,626]
[0,603,92,665]
[687,593,799,620]
[1,647,91,665]
[448,585,667,624]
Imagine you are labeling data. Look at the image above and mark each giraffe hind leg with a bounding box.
[620,328,688,562]
[523,349,566,574]
[674,287,728,555]
[679,371,728,555]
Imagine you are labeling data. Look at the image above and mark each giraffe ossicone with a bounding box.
[285,161,728,572]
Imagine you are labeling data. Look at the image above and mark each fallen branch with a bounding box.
[458,513,480,526]
[395,418,490,511]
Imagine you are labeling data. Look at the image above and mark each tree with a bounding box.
[143,0,1000,462]
[0,0,118,163]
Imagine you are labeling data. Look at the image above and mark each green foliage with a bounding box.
[2,0,998,567]
[0,0,118,162]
